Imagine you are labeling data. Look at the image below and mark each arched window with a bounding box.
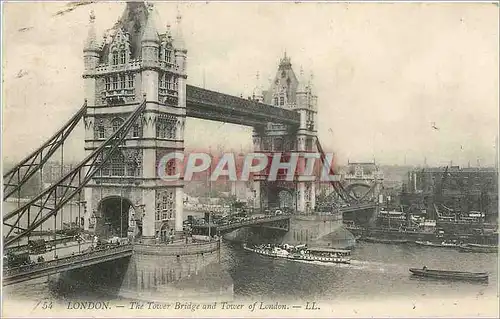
[159,73,164,88]
[109,151,125,176]
[166,160,176,176]
[166,122,176,139]
[112,51,119,65]
[112,76,118,90]
[166,75,174,90]
[165,47,173,64]
[97,125,105,139]
[273,97,278,106]
[128,74,134,88]
[120,50,126,64]
[279,96,285,106]
[119,75,126,89]
[127,161,138,177]
[132,124,140,138]
[112,118,124,132]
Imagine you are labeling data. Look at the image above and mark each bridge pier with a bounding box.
[45,242,233,301]
[118,242,232,301]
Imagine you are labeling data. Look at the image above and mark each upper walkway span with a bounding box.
[186,85,300,127]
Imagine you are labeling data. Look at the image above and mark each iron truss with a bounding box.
[315,139,358,204]
[3,101,88,201]
[3,100,147,248]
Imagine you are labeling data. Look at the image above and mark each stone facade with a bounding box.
[82,3,187,240]
[252,53,318,214]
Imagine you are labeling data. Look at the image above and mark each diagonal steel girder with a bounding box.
[315,139,358,203]
[3,101,88,201]
[3,100,146,248]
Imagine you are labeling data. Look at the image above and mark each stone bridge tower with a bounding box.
[82,3,186,242]
[252,53,318,214]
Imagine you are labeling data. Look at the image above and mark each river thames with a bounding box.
[4,240,498,305]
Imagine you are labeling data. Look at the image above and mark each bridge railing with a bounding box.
[133,241,220,256]
[4,244,132,277]
[217,215,290,231]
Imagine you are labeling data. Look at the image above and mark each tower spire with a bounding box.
[253,71,264,102]
[297,66,307,93]
[84,10,99,52]
[141,3,159,43]
[308,71,315,94]
[175,6,186,52]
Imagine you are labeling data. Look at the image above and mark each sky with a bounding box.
[2,1,499,167]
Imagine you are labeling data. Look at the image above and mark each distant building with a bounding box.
[402,166,498,222]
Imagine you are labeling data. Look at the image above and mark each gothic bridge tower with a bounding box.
[82,3,187,242]
[252,53,318,214]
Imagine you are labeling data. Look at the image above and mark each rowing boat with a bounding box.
[409,267,488,282]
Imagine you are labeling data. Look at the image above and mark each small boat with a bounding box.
[415,240,459,248]
[458,244,498,253]
[362,237,409,244]
[409,267,488,282]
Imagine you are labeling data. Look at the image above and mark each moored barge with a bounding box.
[409,267,488,282]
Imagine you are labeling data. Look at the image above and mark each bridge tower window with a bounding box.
[97,125,105,139]
[132,124,140,138]
[112,118,124,132]
[156,191,175,221]
[112,51,119,65]
[128,74,134,88]
[112,76,118,90]
[279,96,285,106]
[273,97,278,106]
[120,50,126,64]
[119,75,126,89]
[165,48,173,64]
[109,151,125,176]
[156,118,176,139]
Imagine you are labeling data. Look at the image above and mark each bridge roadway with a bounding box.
[3,244,133,286]
[191,214,291,233]
[338,203,377,213]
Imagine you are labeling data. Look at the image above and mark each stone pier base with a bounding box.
[48,241,233,302]
[119,241,233,301]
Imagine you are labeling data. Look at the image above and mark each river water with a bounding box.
[4,202,498,315]
[4,241,498,304]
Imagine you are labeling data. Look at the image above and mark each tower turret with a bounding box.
[296,66,308,109]
[174,11,187,75]
[252,72,264,103]
[83,10,100,70]
[141,4,160,101]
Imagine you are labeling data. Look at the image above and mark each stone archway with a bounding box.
[277,189,294,211]
[96,196,134,238]
[159,221,174,243]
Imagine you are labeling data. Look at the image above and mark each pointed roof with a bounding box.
[297,66,308,93]
[84,10,99,52]
[141,3,159,43]
[253,72,264,98]
[174,11,186,51]
[278,51,292,70]
[263,53,299,105]
[100,2,149,61]
[308,71,315,94]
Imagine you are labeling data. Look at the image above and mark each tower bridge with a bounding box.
[3,2,374,295]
